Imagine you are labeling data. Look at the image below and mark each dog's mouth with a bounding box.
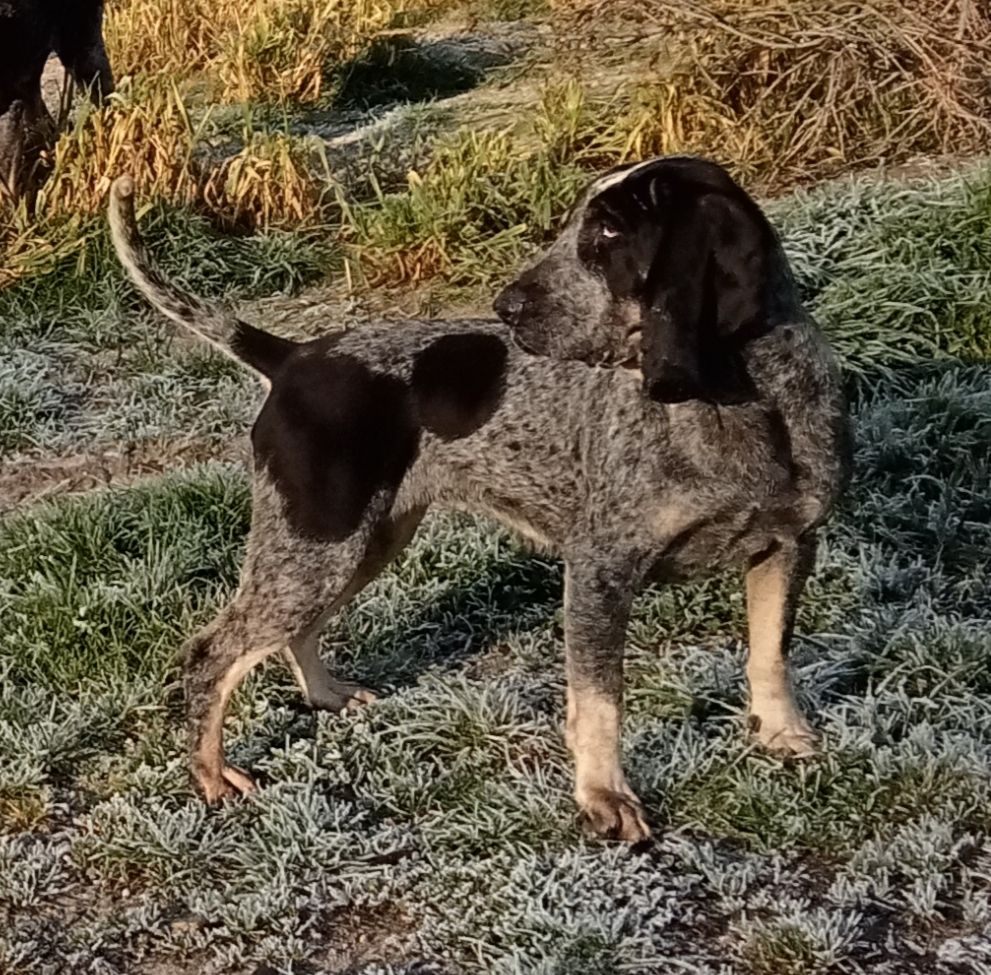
[508,330,542,356]
[617,326,642,369]
[600,326,642,370]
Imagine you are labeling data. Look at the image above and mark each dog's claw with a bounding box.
[751,711,821,758]
[578,786,652,843]
[308,682,378,713]
[198,765,257,803]
[221,765,258,794]
[344,685,378,710]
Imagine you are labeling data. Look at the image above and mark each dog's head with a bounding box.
[494,156,786,404]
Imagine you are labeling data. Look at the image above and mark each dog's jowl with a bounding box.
[109,155,848,843]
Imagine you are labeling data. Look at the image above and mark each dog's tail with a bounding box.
[108,176,296,381]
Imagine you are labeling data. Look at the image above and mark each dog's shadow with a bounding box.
[231,538,563,783]
[324,540,564,692]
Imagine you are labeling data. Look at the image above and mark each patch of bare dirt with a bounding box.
[0,436,248,513]
[304,902,421,973]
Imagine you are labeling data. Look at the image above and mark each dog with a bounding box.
[0,0,113,198]
[108,156,848,842]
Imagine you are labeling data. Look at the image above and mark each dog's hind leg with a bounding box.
[184,520,379,803]
[283,508,425,711]
[0,102,25,201]
[745,535,820,757]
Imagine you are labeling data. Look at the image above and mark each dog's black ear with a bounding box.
[640,177,771,404]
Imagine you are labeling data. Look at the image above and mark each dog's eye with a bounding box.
[600,224,621,240]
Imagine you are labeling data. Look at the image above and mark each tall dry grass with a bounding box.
[1,0,449,284]
[0,84,328,286]
[336,0,991,295]
[7,0,991,291]
[105,0,448,103]
[561,0,991,191]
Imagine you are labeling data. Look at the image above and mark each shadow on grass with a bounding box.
[333,547,563,689]
[333,32,522,111]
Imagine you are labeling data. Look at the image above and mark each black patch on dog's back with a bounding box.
[411,333,507,440]
[230,321,297,379]
[252,353,419,541]
[253,332,508,541]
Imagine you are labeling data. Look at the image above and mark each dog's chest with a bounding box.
[642,412,817,578]
[645,494,802,580]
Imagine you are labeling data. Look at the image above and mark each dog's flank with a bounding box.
[108,176,295,381]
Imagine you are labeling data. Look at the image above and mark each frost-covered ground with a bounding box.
[4,63,991,975]
[4,0,991,966]
[3,359,991,973]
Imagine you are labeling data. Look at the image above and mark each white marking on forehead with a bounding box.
[587,159,658,197]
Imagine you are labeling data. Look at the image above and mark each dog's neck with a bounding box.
[742,313,850,507]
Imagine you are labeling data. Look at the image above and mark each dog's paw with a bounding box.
[749,710,821,758]
[308,681,378,713]
[577,785,651,843]
[197,765,258,803]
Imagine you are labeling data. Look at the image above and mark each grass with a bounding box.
[3,164,990,465]
[105,0,450,103]
[0,200,334,457]
[0,0,456,284]
[772,171,991,365]
[5,1,991,969]
[336,125,589,292]
[7,0,991,294]
[4,183,991,966]
[2,364,991,972]
[552,0,991,191]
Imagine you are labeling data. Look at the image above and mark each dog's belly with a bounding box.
[457,498,561,553]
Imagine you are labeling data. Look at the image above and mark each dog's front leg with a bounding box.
[563,557,650,842]
[745,535,820,756]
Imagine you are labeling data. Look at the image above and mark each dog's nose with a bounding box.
[494,285,526,326]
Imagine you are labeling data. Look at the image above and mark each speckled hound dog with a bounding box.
[108,157,848,843]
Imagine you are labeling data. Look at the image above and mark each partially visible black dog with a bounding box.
[0,0,113,198]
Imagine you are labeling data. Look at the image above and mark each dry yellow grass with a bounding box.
[0,83,327,286]
[337,0,991,295]
[38,83,200,217]
[560,0,991,191]
[105,0,449,103]
[104,0,220,81]
[38,81,330,229]
[1,0,451,283]
[6,0,991,290]
[0,790,48,833]
[204,130,332,229]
